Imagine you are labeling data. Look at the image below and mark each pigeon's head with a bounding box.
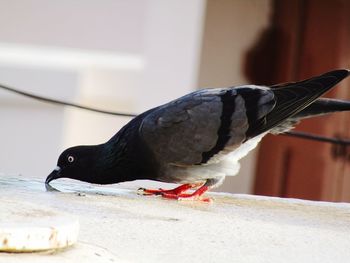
[46,145,101,184]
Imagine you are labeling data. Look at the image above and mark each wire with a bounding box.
[0,83,137,117]
[0,82,349,145]
[283,131,350,145]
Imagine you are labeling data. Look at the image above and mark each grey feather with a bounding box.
[140,89,226,165]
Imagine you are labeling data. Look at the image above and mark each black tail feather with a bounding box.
[295,98,350,119]
[247,69,350,138]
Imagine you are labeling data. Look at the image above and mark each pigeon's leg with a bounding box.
[160,179,221,202]
[161,184,210,202]
[138,183,202,196]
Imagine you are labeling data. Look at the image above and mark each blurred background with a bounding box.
[0,0,349,201]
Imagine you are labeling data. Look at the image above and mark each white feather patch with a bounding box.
[173,133,267,184]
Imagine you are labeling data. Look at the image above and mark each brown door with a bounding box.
[250,0,350,201]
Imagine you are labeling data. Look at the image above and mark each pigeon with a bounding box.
[46,69,350,201]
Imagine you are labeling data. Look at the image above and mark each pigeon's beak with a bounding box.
[45,166,61,184]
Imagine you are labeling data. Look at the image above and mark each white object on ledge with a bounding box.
[0,198,79,252]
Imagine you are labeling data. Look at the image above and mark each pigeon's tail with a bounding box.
[247,69,350,138]
[294,98,350,119]
[271,98,350,134]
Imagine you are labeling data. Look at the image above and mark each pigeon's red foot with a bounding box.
[139,183,194,196]
[138,183,211,202]
[162,185,211,202]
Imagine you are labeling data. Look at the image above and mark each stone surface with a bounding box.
[1,174,350,263]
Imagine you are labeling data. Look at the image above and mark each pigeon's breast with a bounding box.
[160,161,241,184]
[158,133,266,184]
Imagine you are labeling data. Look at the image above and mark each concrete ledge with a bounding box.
[1,175,350,263]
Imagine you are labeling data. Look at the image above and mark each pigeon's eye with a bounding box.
[67,155,75,163]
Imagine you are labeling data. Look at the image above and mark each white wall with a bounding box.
[0,66,77,177]
[0,0,146,53]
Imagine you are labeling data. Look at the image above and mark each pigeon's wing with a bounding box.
[139,87,275,165]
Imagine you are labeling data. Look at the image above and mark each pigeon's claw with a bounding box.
[138,183,194,196]
[138,183,210,201]
[161,185,211,202]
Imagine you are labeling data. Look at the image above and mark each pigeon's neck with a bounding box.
[96,114,159,184]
